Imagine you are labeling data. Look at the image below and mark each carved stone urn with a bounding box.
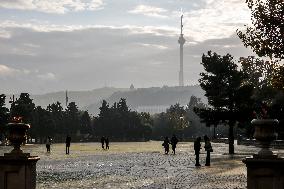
[5,122,30,155]
[252,119,279,158]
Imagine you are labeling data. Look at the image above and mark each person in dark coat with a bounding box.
[65,135,71,154]
[105,137,109,150]
[204,135,213,166]
[194,137,201,166]
[171,134,179,155]
[101,136,105,149]
[162,137,170,155]
[46,136,52,153]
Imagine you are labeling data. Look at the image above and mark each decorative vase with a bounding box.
[252,119,279,158]
[5,123,30,155]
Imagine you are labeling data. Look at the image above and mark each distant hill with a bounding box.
[84,85,206,115]
[5,87,128,109]
[5,85,206,115]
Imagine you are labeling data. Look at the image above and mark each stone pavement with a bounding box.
[2,141,281,189]
[37,151,247,189]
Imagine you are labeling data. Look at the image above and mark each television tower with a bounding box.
[65,90,68,107]
[178,14,186,87]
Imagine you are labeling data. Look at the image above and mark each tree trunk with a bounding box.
[229,122,234,154]
[213,125,217,139]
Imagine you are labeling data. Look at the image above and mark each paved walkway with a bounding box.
[2,141,282,189]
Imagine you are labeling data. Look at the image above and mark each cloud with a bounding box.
[37,72,56,80]
[0,22,254,94]
[0,29,11,38]
[0,20,178,38]
[129,5,168,18]
[0,0,104,14]
[0,64,20,76]
[182,0,251,41]
[139,43,168,50]
[0,64,56,81]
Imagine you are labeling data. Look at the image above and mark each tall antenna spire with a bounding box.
[65,90,68,107]
[181,14,183,35]
[178,14,186,87]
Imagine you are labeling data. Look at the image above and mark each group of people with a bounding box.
[100,136,110,150]
[162,135,179,155]
[45,134,212,166]
[162,134,213,166]
[45,135,110,154]
[45,135,71,154]
[194,135,213,166]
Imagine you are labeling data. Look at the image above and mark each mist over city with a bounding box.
[0,0,283,189]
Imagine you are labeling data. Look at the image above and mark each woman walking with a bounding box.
[204,135,213,166]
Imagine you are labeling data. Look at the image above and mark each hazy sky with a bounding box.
[0,0,255,94]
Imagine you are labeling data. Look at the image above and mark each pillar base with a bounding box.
[243,157,284,189]
[0,154,40,189]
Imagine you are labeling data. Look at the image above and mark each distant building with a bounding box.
[136,105,169,114]
[130,84,135,90]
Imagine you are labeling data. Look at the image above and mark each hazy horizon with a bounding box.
[0,0,255,94]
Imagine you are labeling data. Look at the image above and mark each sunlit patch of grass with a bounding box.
[0,141,167,161]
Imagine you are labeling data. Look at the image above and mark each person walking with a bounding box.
[105,137,109,150]
[101,136,105,149]
[162,137,170,155]
[204,135,213,166]
[194,137,201,166]
[46,136,52,153]
[171,134,179,155]
[65,135,71,154]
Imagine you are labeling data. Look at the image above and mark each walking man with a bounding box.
[194,137,201,166]
[105,137,109,150]
[171,134,179,155]
[101,136,105,149]
[66,135,71,154]
[46,136,52,153]
[162,137,170,155]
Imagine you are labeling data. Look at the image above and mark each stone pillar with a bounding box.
[243,119,284,189]
[0,155,40,189]
[243,157,284,189]
[0,122,40,189]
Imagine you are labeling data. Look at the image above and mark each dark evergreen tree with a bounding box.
[31,106,54,143]
[47,102,64,135]
[198,51,243,154]
[10,93,35,123]
[0,94,9,127]
[80,111,92,135]
[0,94,9,142]
[65,102,80,136]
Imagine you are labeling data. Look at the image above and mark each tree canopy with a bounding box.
[198,51,248,154]
[237,0,284,59]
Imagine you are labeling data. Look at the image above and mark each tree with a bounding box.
[0,94,9,142]
[272,65,284,92]
[152,112,171,139]
[31,106,54,143]
[47,102,64,134]
[239,56,279,103]
[185,96,208,138]
[10,93,35,123]
[198,51,243,154]
[65,102,80,135]
[166,103,188,133]
[0,94,9,127]
[80,111,92,135]
[95,99,152,141]
[237,0,284,59]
